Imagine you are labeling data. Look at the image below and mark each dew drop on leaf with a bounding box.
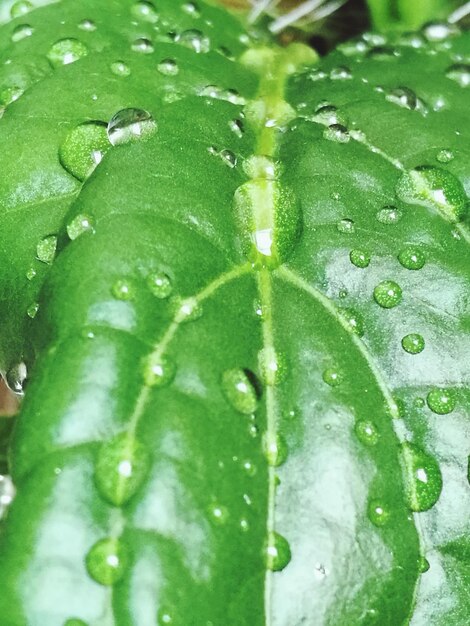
[367,45,398,59]
[94,433,150,507]
[436,149,454,163]
[176,29,210,53]
[0,475,15,519]
[0,86,24,106]
[398,246,425,270]
[78,19,96,32]
[36,235,57,265]
[157,608,174,625]
[426,388,457,414]
[112,279,135,301]
[27,302,39,319]
[368,500,390,526]
[85,537,130,586]
[330,66,352,80]
[336,218,355,234]
[208,503,229,525]
[110,61,131,77]
[219,149,237,168]
[322,368,342,387]
[258,347,286,386]
[445,63,470,87]
[47,38,88,67]
[132,1,159,23]
[11,24,33,42]
[229,119,243,138]
[182,2,200,17]
[340,308,364,336]
[131,38,154,54]
[221,368,259,415]
[67,214,94,240]
[401,333,425,354]
[266,531,291,571]
[422,21,459,42]
[373,280,402,309]
[396,165,469,222]
[143,354,176,388]
[59,121,110,181]
[263,432,288,467]
[376,205,402,224]
[349,249,370,268]
[157,58,179,76]
[355,420,379,446]
[5,361,27,395]
[107,108,157,146]
[312,104,345,126]
[385,86,417,110]
[324,124,350,143]
[147,271,172,299]
[10,1,33,18]
[402,442,443,512]
[177,297,202,322]
[418,556,430,573]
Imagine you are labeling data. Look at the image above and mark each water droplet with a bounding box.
[11,23,33,42]
[385,86,419,111]
[112,279,135,301]
[47,38,88,67]
[67,214,94,240]
[10,1,33,18]
[63,619,88,626]
[373,280,402,309]
[111,61,131,77]
[350,249,370,268]
[132,1,159,23]
[402,442,442,512]
[368,500,390,526]
[401,333,425,354]
[398,32,426,48]
[242,459,257,476]
[426,388,457,414]
[324,124,350,143]
[59,121,109,181]
[312,105,345,126]
[26,267,36,281]
[355,420,379,446]
[445,63,470,88]
[0,86,24,106]
[0,475,15,519]
[36,234,57,265]
[222,368,259,415]
[233,179,301,269]
[243,155,275,180]
[147,272,172,299]
[376,205,403,224]
[258,347,286,386]
[78,19,96,32]
[266,532,291,571]
[330,66,352,80]
[176,29,210,53]
[398,246,425,270]
[157,608,174,625]
[143,354,176,388]
[27,302,39,318]
[367,45,398,59]
[229,119,244,138]
[418,556,430,573]
[340,308,364,336]
[436,149,454,164]
[322,368,342,387]
[263,433,288,467]
[219,149,237,168]
[240,518,250,532]
[182,2,200,17]
[157,58,179,76]
[107,108,157,146]
[6,361,27,395]
[208,503,228,525]
[422,21,459,42]
[336,218,355,233]
[177,297,202,322]
[86,537,129,586]
[131,38,154,54]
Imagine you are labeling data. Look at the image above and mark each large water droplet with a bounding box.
[312,104,345,126]
[385,86,419,111]
[373,280,402,309]
[402,443,443,512]
[111,61,131,77]
[426,388,456,414]
[222,368,259,415]
[10,1,33,18]
[132,1,159,23]
[86,537,129,586]
[47,38,88,67]
[131,38,154,54]
[396,166,469,222]
[266,532,291,571]
[94,433,150,507]
[355,420,379,446]
[322,368,342,387]
[5,361,27,395]
[59,121,109,181]
[147,272,172,299]
[233,179,301,269]
[157,58,179,76]
[422,21,459,42]
[67,214,94,240]
[11,23,34,42]
[176,29,210,53]
[368,499,390,526]
[107,108,157,146]
[143,354,176,388]
[376,205,403,224]
[436,149,454,164]
[401,333,425,354]
[263,433,288,467]
[398,246,425,270]
[349,249,370,268]
[36,234,57,265]
[446,63,470,88]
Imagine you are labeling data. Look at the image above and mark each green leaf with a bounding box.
[0,2,469,625]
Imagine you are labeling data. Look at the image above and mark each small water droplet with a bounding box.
[263,433,288,467]
[6,361,27,395]
[258,347,286,386]
[132,1,159,23]
[208,503,228,525]
[78,19,96,32]
[86,537,129,586]
[11,23,33,42]
[336,218,355,233]
[182,2,200,17]
[59,121,109,181]
[401,333,425,354]
[67,214,94,240]
[340,308,364,336]
[157,608,174,625]
[436,149,454,164]
[94,433,150,507]
[368,500,390,526]
[355,420,379,446]
[322,368,342,387]
[350,249,370,268]
[266,532,291,571]
[312,105,345,126]
[222,368,259,415]
[398,246,425,270]
[111,61,131,77]
[373,280,402,309]
[10,1,33,18]
[0,86,24,106]
[176,29,210,53]
[26,267,36,281]
[376,205,403,224]
[398,32,426,48]
[131,37,154,54]
[36,234,57,265]
[426,388,456,414]
[147,271,172,299]
[219,149,237,168]
[385,86,419,111]
[418,556,430,573]
[108,108,157,146]
[402,442,443,512]
[27,302,39,318]
[367,45,398,59]
[47,38,88,67]
[242,459,257,476]
[330,66,352,80]
[157,58,179,76]
[177,297,202,322]
[229,119,244,138]
[445,63,470,88]
[240,518,250,532]
[143,354,176,388]
[422,21,459,42]
[324,124,350,143]
[112,279,135,301]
